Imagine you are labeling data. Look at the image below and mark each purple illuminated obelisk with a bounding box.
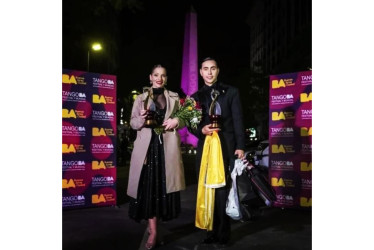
[180,7,198,147]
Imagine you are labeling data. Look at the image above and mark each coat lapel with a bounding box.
[164,89,176,120]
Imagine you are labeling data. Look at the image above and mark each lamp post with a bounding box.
[87,42,102,72]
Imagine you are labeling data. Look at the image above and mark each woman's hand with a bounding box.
[140,109,148,118]
[162,118,179,130]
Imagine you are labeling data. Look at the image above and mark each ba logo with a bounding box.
[300,162,312,171]
[92,94,107,104]
[300,197,312,207]
[92,194,106,204]
[92,161,107,170]
[300,92,312,102]
[62,179,76,188]
[92,127,107,136]
[272,144,286,153]
[62,109,76,118]
[62,74,77,84]
[272,112,285,121]
[300,127,312,136]
[62,144,76,153]
[272,79,286,89]
[271,177,285,187]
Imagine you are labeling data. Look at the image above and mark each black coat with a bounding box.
[191,81,246,174]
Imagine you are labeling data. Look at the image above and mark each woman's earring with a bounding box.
[150,81,153,85]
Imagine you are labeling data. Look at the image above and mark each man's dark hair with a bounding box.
[200,57,218,68]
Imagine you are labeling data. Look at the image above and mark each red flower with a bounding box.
[195,101,201,110]
[180,98,185,106]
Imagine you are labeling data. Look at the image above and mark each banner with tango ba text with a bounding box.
[62,69,117,209]
[269,70,311,209]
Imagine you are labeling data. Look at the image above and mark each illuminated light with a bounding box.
[92,43,102,51]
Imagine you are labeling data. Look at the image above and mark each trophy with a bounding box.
[209,89,221,129]
[145,110,157,128]
[144,92,158,128]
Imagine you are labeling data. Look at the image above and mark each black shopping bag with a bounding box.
[236,172,264,221]
[247,167,277,204]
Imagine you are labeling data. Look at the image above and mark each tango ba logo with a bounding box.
[301,75,312,85]
[62,178,76,188]
[62,144,85,154]
[300,127,312,136]
[300,162,312,171]
[62,109,86,119]
[270,127,294,137]
[270,160,294,171]
[301,109,312,120]
[276,194,294,206]
[300,92,312,102]
[272,111,295,121]
[271,177,295,187]
[92,161,114,170]
[92,94,115,104]
[271,78,295,89]
[62,91,86,102]
[63,195,85,207]
[92,127,115,136]
[63,144,76,154]
[271,94,294,105]
[92,78,115,89]
[271,144,295,154]
[62,178,85,189]
[92,110,114,121]
[62,74,86,85]
[271,177,285,187]
[301,144,312,154]
[62,125,86,137]
[302,179,312,190]
[92,193,115,204]
[92,194,106,203]
[62,160,86,171]
[91,143,114,154]
[300,197,312,207]
[91,176,115,187]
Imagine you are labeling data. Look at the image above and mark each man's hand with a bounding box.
[202,124,220,136]
[235,149,245,160]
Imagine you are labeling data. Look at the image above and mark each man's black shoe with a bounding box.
[201,236,218,244]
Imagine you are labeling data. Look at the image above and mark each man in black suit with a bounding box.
[191,57,246,245]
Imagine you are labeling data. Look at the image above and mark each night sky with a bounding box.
[63,0,253,100]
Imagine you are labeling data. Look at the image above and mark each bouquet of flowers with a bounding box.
[173,96,202,130]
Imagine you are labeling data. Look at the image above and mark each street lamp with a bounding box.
[87,42,102,72]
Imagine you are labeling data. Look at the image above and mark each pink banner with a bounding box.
[62,69,117,208]
[269,70,312,209]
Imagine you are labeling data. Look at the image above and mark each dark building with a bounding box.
[247,0,312,75]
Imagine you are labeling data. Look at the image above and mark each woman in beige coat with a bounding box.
[127,64,186,249]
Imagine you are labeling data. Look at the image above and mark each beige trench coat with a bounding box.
[127,89,186,199]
